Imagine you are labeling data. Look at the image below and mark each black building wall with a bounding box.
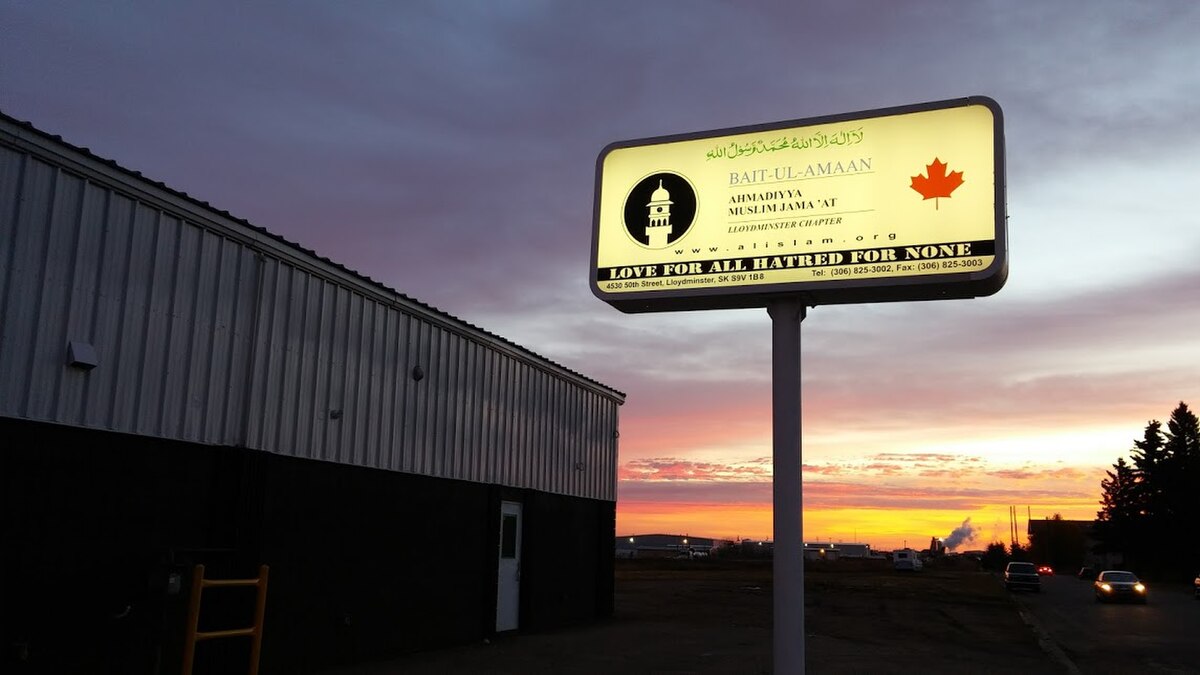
[255,454,497,673]
[1,418,615,674]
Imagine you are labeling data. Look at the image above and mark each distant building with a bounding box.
[804,542,872,560]
[736,538,775,557]
[616,534,716,558]
[1027,518,1121,570]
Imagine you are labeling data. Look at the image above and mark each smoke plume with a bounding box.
[943,518,979,550]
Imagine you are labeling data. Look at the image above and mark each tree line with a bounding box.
[1094,401,1200,579]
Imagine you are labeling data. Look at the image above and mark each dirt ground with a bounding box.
[323,558,1060,674]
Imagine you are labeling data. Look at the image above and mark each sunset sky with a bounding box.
[4,1,1198,551]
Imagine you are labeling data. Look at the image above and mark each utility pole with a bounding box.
[1008,506,1015,549]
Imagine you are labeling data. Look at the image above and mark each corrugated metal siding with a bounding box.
[0,124,622,501]
[0,147,261,446]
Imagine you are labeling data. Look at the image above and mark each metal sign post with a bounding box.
[769,299,805,674]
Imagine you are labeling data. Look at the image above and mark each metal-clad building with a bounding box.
[614,534,717,558]
[0,111,624,675]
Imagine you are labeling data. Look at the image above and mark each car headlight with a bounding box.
[1100,583,1112,592]
[1134,583,1145,592]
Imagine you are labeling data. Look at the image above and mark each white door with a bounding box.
[495,501,522,631]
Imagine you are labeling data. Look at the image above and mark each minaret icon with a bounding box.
[645,180,673,247]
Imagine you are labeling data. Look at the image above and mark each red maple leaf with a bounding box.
[910,158,964,210]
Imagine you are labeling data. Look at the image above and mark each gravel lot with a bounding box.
[323,557,1059,674]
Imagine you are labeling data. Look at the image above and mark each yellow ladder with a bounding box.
[181,564,270,675]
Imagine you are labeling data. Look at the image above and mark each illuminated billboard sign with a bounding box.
[590,96,1007,313]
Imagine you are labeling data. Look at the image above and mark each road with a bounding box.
[1013,573,1200,674]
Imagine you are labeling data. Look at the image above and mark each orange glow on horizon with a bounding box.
[617,498,1100,552]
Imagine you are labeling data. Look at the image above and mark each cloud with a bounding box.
[619,457,771,482]
[619,456,1102,510]
[987,467,1088,481]
[802,464,848,476]
[870,453,972,463]
[492,265,1200,472]
[618,476,1097,512]
[619,452,1009,484]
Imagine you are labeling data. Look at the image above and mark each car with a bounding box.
[1036,564,1054,576]
[1004,561,1041,592]
[1093,570,1147,603]
[1077,566,1096,580]
[1194,572,1199,599]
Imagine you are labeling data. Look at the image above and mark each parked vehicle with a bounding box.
[892,548,923,571]
[1005,562,1041,593]
[1093,570,1147,603]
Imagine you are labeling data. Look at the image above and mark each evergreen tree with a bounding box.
[1128,420,1165,520]
[1094,457,1139,563]
[1129,419,1169,574]
[1162,402,1200,472]
[980,541,1008,571]
[1094,402,1199,579]
[1162,402,1200,577]
[1009,541,1029,562]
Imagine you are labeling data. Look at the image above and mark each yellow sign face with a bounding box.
[590,97,1006,312]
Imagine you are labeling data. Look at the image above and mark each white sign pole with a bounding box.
[769,299,805,674]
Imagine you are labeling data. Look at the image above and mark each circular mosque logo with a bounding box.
[622,172,697,249]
